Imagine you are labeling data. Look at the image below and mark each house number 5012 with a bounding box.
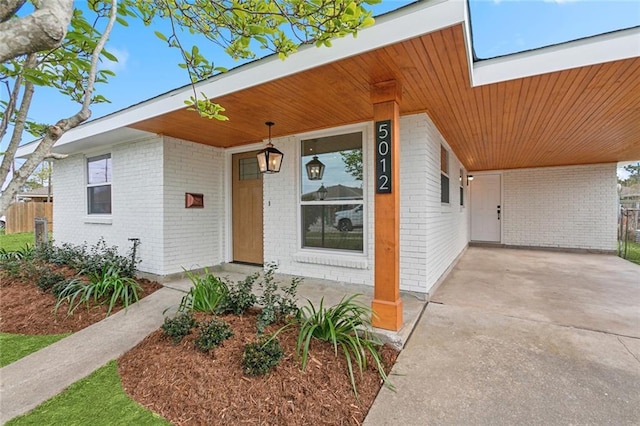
[375,120,392,194]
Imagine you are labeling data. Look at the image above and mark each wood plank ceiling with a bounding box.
[130,24,640,171]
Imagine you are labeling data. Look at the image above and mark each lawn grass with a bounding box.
[619,240,640,265]
[6,360,170,426]
[0,232,34,252]
[0,333,71,367]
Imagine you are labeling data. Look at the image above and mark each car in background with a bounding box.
[333,205,363,232]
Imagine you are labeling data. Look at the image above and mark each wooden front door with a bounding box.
[232,151,264,264]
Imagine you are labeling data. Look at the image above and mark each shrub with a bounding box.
[51,279,73,298]
[179,269,229,314]
[35,271,66,292]
[0,257,23,278]
[35,238,139,278]
[242,336,283,376]
[162,312,197,344]
[296,294,391,397]
[221,272,258,315]
[55,266,142,316]
[194,318,233,352]
[256,263,301,333]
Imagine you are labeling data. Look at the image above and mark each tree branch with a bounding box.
[0,53,35,188]
[0,0,26,23]
[0,0,118,215]
[0,0,73,62]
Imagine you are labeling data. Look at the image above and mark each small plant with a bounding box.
[55,266,142,316]
[242,335,283,376]
[221,272,258,315]
[0,245,34,261]
[256,263,301,333]
[162,312,197,344]
[296,294,391,398]
[179,269,229,313]
[35,270,66,292]
[0,257,23,278]
[194,318,233,352]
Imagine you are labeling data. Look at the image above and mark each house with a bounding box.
[16,1,640,330]
[17,186,53,202]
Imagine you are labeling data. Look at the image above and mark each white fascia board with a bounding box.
[471,26,640,87]
[17,0,464,156]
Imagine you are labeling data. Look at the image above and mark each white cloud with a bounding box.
[101,47,129,73]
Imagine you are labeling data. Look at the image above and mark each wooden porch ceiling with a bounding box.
[130,24,640,171]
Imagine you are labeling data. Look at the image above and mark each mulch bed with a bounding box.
[0,264,162,334]
[119,310,398,425]
[1,265,399,424]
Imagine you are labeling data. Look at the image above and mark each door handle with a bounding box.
[497,205,501,220]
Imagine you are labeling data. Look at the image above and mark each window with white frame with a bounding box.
[87,154,111,214]
[459,168,465,206]
[300,132,363,252]
[441,145,449,204]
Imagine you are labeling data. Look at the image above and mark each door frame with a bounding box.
[468,171,503,244]
[225,143,265,263]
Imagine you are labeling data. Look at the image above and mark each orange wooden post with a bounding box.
[371,80,403,331]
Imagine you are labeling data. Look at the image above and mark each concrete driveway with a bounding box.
[365,247,640,425]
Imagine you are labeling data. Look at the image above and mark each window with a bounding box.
[459,168,465,206]
[441,145,449,204]
[87,154,111,214]
[300,132,363,252]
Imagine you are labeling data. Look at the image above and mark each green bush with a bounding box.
[242,336,283,376]
[35,238,138,278]
[256,263,301,333]
[179,269,229,314]
[161,312,197,344]
[35,271,66,292]
[221,273,258,315]
[0,257,23,278]
[296,294,391,397]
[55,266,142,316]
[194,318,233,352]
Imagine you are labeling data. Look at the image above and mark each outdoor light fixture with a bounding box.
[257,121,283,174]
[467,175,474,186]
[317,183,328,201]
[305,155,325,181]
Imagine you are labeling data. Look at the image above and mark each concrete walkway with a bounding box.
[365,247,640,425]
[0,268,425,423]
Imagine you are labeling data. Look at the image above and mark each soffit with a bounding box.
[129,24,640,171]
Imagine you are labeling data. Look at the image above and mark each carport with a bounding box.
[366,247,640,425]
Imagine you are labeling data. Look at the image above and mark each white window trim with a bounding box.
[441,145,451,206]
[295,123,369,259]
[86,153,112,217]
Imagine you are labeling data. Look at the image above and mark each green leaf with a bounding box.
[154,31,168,42]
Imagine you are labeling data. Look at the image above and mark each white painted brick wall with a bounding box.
[502,163,618,251]
[53,136,165,274]
[162,137,225,274]
[264,113,469,294]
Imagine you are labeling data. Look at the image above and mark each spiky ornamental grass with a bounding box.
[295,294,393,398]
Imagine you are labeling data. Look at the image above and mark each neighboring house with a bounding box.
[16,1,640,330]
[17,186,53,202]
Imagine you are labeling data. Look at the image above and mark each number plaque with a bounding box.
[375,120,392,193]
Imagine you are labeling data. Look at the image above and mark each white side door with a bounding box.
[470,174,501,242]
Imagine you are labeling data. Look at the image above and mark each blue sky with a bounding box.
[1,0,638,167]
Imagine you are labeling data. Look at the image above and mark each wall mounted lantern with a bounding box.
[257,121,283,174]
[305,155,325,180]
[467,175,474,186]
[317,183,328,201]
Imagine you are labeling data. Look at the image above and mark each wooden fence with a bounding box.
[5,202,53,234]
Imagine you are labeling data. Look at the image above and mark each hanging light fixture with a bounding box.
[305,155,325,181]
[257,121,283,174]
[317,183,328,201]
